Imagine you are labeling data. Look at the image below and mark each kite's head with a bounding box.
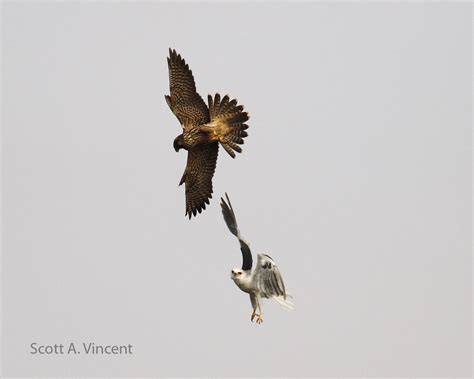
[231,268,243,279]
[173,134,185,152]
[231,268,249,283]
[230,268,252,293]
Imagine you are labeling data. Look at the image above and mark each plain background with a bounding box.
[1,2,472,377]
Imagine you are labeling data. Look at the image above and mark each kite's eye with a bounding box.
[237,272,242,275]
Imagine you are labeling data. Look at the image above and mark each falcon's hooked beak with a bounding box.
[173,134,185,152]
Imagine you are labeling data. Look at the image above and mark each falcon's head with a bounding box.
[173,134,185,152]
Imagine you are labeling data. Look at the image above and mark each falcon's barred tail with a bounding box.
[207,94,249,158]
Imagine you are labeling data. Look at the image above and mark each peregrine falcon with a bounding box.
[165,49,249,218]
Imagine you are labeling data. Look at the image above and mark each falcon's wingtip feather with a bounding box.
[169,47,177,56]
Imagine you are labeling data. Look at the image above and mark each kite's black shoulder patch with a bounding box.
[262,262,272,269]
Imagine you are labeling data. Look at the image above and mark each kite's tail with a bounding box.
[273,295,294,311]
[205,93,249,158]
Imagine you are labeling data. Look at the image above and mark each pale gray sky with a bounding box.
[2,2,471,377]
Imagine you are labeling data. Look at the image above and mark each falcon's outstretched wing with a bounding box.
[220,193,253,271]
[180,142,219,218]
[254,254,287,300]
[165,49,209,127]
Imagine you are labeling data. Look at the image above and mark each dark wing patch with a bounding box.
[181,142,219,218]
[220,193,253,270]
[256,255,287,299]
[166,49,209,127]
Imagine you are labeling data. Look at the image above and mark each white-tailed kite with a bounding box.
[220,193,293,324]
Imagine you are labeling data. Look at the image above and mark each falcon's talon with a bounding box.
[255,315,264,324]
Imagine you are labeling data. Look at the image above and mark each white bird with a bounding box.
[220,193,293,324]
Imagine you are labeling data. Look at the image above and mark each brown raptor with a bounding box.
[165,49,249,218]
